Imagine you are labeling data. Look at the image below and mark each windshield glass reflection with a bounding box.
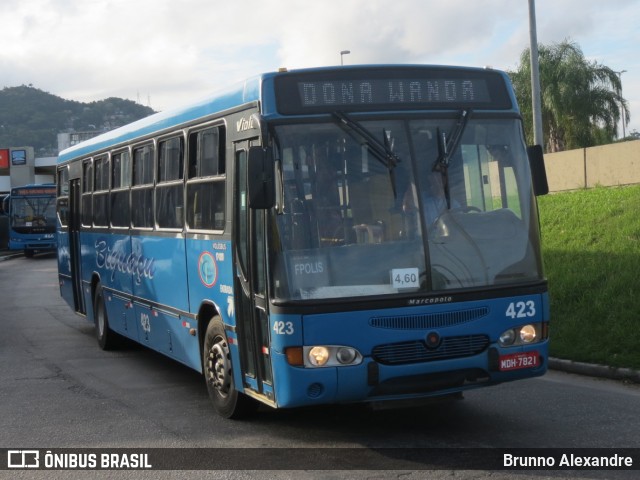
[269,117,543,301]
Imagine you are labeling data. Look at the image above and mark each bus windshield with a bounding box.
[10,195,57,232]
[270,116,543,301]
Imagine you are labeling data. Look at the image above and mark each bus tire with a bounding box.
[203,318,257,419]
[94,282,120,350]
[24,249,35,258]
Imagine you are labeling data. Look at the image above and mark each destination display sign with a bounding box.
[13,187,56,196]
[275,67,512,114]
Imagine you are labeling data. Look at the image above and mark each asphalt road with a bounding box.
[1,254,639,480]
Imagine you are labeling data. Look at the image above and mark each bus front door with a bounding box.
[234,143,274,404]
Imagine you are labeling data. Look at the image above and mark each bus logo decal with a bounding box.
[236,116,256,132]
[95,240,155,285]
[198,251,218,288]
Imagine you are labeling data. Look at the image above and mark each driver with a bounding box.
[403,170,452,228]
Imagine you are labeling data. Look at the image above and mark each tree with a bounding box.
[509,40,630,152]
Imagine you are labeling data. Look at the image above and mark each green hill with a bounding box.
[0,85,155,155]
[538,185,640,369]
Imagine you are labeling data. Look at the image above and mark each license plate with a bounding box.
[499,351,539,371]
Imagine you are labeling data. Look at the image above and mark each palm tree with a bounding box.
[509,40,630,152]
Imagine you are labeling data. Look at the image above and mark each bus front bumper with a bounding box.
[270,342,548,409]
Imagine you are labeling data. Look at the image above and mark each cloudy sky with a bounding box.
[2,0,639,135]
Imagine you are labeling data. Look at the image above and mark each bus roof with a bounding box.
[57,64,514,165]
[57,73,267,164]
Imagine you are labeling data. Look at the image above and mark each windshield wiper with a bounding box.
[333,111,401,198]
[433,109,471,173]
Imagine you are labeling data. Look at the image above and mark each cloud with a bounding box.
[1,0,638,133]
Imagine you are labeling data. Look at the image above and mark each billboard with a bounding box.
[0,149,8,169]
[11,149,27,166]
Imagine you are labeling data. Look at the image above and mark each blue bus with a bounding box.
[6,184,57,257]
[56,65,550,418]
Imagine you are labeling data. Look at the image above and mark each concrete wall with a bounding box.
[545,140,640,192]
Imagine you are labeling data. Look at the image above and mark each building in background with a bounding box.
[1,130,102,194]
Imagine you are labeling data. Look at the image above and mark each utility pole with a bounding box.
[528,0,544,149]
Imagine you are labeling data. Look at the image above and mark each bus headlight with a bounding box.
[519,324,537,343]
[499,323,543,347]
[300,345,363,368]
[308,346,330,366]
[336,347,358,364]
[499,329,516,346]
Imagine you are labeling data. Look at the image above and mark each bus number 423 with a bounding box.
[505,301,536,319]
[273,321,294,335]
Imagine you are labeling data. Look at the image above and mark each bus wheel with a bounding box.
[24,249,35,258]
[203,319,257,419]
[94,283,120,350]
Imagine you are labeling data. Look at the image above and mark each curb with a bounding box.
[0,252,23,262]
[549,357,640,383]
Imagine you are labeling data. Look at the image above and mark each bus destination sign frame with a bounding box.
[274,66,512,114]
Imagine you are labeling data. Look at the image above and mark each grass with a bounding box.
[537,185,640,369]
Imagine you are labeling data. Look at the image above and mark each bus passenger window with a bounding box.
[112,150,131,189]
[157,137,184,229]
[81,159,93,226]
[156,186,184,229]
[158,137,184,182]
[188,127,225,178]
[58,167,69,196]
[133,144,154,185]
[93,156,109,227]
[186,126,226,231]
[57,167,69,227]
[187,181,225,230]
[132,145,154,228]
[110,151,131,228]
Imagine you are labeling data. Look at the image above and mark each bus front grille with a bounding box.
[371,335,490,365]
[370,307,489,330]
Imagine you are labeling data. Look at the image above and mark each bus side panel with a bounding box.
[130,236,189,311]
[91,231,137,340]
[105,293,137,338]
[56,229,75,310]
[80,232,96,320]
[185,239,235,372]
[130,235,197,368]
[186,240,235,322]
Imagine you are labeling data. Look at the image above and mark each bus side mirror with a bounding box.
[247,146,275,209]
[527,145,549,196]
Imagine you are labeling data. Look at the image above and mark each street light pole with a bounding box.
[528,0,544,149]
[340,50,351,66]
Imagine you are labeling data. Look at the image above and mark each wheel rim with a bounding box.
[206,336,231,398]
